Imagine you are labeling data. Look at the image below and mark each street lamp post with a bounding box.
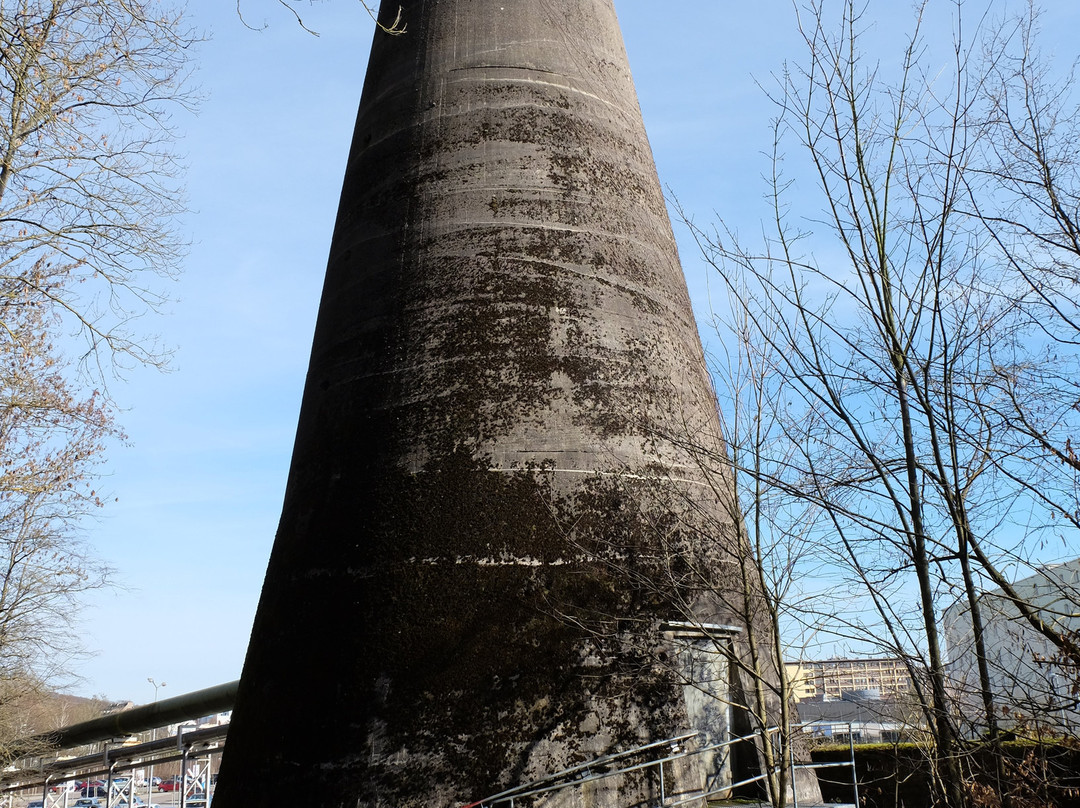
[147,678,166,803]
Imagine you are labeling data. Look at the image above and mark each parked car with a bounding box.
[74,799,105,808]
[27,801,44,808]
[153,775,182,792]
[80,786,109,798]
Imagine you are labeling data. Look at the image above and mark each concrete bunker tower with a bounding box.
[216,2,773,806]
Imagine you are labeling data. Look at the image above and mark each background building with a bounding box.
[944,558,1080,735]
[797,695,918,745]
[786,658,915,703]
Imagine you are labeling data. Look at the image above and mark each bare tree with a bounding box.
[0,0,197,369]
[680,1,1080,805]
[716,390,822,803]
[0,0,197,745]
[0,272,116,758]
[676,285,830,808]
[236,0,406,36]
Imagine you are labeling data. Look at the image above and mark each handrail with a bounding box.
[461,732,699,807]
[465,722,862,808]
[789,720,859,808]
[465,728,778,808]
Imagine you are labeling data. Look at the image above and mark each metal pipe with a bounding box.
[13,681,237,758]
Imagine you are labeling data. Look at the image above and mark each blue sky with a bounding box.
[72,0,1079,702]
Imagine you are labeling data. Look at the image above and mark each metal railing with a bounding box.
[789,721,858,808]
[1,681,237,808]
[464,728,785,808]
[465,722,860,808]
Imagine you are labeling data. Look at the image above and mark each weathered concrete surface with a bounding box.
[214,1,775,806]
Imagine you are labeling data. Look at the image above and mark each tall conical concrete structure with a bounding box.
[215,2,773,806]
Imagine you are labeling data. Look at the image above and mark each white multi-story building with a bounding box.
[944,558,1080,735]
[785,657,915,702]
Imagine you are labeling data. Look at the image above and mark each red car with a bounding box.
[157,780,184,793]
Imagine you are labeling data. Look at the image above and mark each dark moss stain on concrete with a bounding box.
[347,452,710,805]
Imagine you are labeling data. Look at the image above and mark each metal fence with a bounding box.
[0,682,236,808]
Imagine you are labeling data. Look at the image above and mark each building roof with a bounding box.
[796,697,918,727]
